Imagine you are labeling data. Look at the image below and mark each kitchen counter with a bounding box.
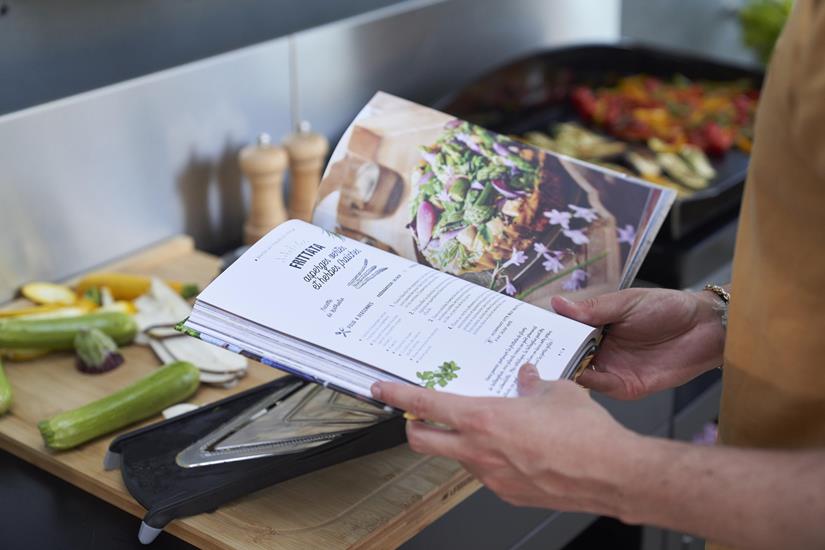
[0,236,478,549]
[0,236,723,550]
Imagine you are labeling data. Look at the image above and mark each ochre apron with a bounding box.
[710,0,825,547]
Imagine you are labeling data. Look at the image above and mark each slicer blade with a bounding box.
[176,381,391,468]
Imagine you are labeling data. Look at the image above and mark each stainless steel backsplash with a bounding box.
[0,0,619,301]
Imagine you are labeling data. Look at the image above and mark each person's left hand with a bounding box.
[371,364,640,514]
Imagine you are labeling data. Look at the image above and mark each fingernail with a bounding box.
[556,296,575,308]
[371,382,383,400]
[522,363,539,378]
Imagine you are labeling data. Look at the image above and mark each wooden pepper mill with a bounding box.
[239,133,289,244]
[284,121,329,223]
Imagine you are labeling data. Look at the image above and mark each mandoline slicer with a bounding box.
[104,375,406,544]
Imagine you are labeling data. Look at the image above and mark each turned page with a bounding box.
[314,92,674,305]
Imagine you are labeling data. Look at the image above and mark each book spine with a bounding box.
[193,331,396,413]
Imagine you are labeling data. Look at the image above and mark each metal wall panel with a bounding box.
[0,40,292,300]
[295,0,621,142]
[621,0,758,66]
[0,0,619,301]
[0,0,424,115]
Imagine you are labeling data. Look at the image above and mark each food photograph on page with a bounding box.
[314,92,669,309]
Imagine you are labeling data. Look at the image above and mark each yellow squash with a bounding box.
[21,283,77,306]
[75,273,199,300]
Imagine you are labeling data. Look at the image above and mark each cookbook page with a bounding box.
[313,92,675,310]
[196,220,596,397]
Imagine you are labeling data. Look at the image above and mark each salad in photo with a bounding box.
[409,120,550,276]
[408,119,613,299]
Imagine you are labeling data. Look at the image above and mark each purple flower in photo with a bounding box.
[421,150,437,167]
[471,180,485,190]
[542,255,563,273]
[543,209,572,229]
[533,242,549,256]
[503,276,517,296]
[436,190,452,204]
[563,228,590,245]
[502,247,528,268]
[562,269,589,291]
[491,179,519,199]
[617,224,636,245]
[493,142,510,157]
[414,170,433,187]
[455,132,481,153]
[569,204,599,223]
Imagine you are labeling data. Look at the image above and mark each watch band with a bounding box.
[703,283,730,329]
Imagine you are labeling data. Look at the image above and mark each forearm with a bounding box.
[613,436,825,549]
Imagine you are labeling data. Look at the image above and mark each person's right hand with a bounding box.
[551,288,726,400]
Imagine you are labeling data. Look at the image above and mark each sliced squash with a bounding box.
[99,300,137,315]
[1,348,51,361]
[0,304,65,319]
[21,283,77,306]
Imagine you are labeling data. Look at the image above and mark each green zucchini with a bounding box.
[38,361,200,450]
[0,311,137,350]
[0,359,12,415]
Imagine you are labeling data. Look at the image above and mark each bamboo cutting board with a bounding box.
[0,236,478,549]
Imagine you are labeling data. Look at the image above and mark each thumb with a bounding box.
[517,363,553,396]
[551,291,637,326]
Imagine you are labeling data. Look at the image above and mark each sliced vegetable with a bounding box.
[7,304,96,321]
[0,312,137,350]
[75,273,199,301]
[0,348,51,361]
[0,304,65,319]
[572,75,758,155]
[162,403,199,420]
[0,359,12,415]
[100,287,115,307]
[656,152,709,190]
[680,145,716,180]
[74,328,124,374]
[416,201,438,247]
[99,300,138,315]
[625,150,662,179]
[38,361,200,450]
[81,286,103,306]
[21,282,77,306]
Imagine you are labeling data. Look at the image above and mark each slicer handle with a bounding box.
[240,134,289,244]
[284,127,329,223]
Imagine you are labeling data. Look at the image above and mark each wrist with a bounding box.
[588,428,658,521]
[608,434,685,526]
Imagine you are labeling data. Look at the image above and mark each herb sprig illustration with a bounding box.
[416,361,461,389]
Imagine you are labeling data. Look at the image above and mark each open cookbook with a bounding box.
[181,92,675,405]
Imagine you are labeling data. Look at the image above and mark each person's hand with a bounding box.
[371,364,640,513]
[552,288,725,400]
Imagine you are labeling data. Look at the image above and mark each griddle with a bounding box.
[435,43,763,241]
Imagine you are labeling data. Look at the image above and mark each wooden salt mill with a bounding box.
[284,121,329,222]
[239,133,289,244]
